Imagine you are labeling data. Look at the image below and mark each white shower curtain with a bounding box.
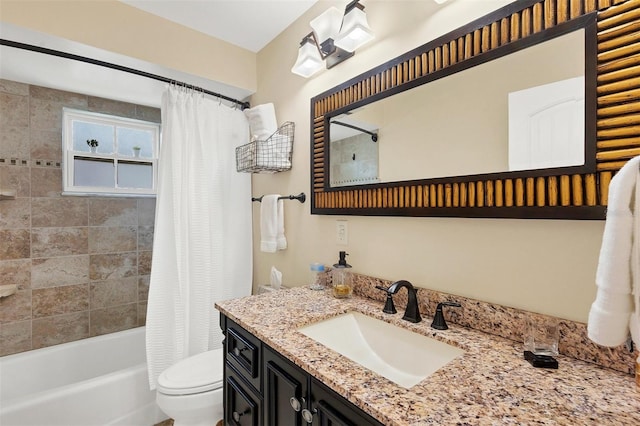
[146,87,252,389]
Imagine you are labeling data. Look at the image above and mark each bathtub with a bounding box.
[0,327,166,426]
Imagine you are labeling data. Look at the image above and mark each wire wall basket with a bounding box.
[236,122,295,173]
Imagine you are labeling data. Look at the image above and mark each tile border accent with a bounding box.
[0,158,62,168]
[33,159,61,168]
[0,158,29,167]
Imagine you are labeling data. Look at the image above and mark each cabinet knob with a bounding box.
[301,408,316,424]
[233,347,245,357]
[232,408,249,422]
[289,397,302,412]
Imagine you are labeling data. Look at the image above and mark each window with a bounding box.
[63,109,160,196]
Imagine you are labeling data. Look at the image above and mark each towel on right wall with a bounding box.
[588,156,640,353]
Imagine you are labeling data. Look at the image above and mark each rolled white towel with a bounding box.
[255,132,292,169]
[244,103,278,141]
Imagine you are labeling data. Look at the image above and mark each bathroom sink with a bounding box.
[298,311,464,388]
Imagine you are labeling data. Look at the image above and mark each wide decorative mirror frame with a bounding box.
[310,0,639,219]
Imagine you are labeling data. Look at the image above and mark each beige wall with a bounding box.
[251,0,604,323]
[0,0,604,323]
[0,0,257,93]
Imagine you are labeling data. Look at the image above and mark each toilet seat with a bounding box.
[157,350,223,396]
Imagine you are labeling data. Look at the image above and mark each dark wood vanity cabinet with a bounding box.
[221,314,383,426]
[263,346,309,425]
[309,376,383,426]
[225,364,261,426]
[223,317,263,426]
[263,345,383,426]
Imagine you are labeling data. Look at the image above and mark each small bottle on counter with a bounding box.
[309,263,325,290]
[332,251,353,299]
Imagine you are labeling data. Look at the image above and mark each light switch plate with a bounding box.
[336,220,348,245]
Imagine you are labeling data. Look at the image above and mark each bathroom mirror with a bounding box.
[328,29,585,185]
[310,0,633,220]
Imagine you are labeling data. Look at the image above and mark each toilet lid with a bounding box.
[157,350,223,395]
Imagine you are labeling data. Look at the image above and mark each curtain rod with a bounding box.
[0,38,251,110]
[331,120,378,142]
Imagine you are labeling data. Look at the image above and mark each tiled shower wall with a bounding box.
[0,79,158,356]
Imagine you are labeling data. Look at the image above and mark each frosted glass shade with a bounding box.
[310,7,343,43]
[334,7,374,52]
[291,38,324,78]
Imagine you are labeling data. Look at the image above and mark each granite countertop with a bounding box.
[215,287,640,425]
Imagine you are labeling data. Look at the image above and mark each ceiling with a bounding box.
[0,1,321,107]
[120,0,320,52]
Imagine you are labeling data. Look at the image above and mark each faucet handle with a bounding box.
[430,301,461,330]
[375,285,397,314]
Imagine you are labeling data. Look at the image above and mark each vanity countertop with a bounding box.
[215,287,640,425]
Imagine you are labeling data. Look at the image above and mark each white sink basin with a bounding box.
[298,311,464,389]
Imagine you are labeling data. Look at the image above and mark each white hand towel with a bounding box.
[277,198,287,250]
[260,195,286,252]
[588,156,640,347]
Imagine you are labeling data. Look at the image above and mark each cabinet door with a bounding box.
[310,378,383,426]
[225,363,262,426]
[314,400,356,426]
[264,347,309,426]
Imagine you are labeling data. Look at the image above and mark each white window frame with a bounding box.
[62,108,160,197]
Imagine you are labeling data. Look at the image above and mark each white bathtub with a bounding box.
[0,327,166,426]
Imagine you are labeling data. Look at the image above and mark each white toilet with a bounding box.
[156,349,224,426]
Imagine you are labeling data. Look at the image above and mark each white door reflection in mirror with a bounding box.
[508,76,584,171]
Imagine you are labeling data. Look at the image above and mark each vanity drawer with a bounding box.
[225,320,261,392]
[225,363,263,426]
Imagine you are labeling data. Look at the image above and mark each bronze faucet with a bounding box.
[376,280,421,323]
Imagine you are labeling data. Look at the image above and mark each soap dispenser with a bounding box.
[332,251,353,299]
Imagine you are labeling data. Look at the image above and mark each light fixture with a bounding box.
[290,33,324,78]
[291,0,374,78]
[334,1,374,53]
